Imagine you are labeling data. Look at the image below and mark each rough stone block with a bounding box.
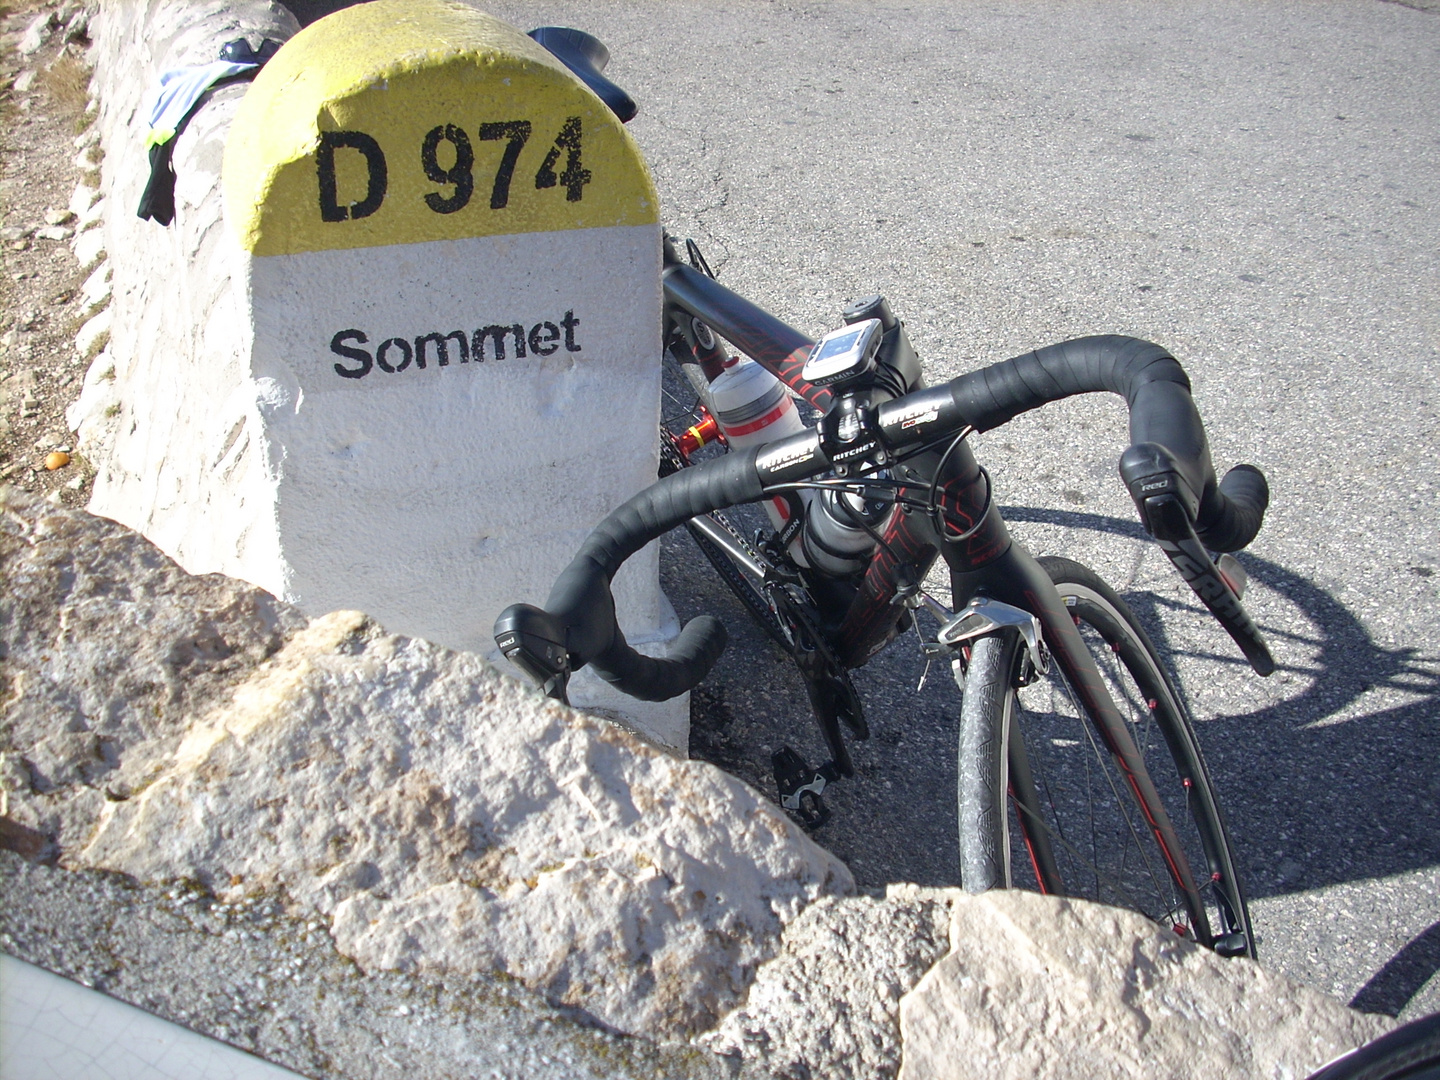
[703,886,955,1078]
[0,488,852,1040]
[897,890,1395,1080]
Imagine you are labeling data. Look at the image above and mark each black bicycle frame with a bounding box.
[660,258,1211,931]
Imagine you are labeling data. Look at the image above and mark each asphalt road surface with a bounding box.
[480,0,1440,1019]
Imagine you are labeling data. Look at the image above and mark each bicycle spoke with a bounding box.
[1098,639,1182,916]
[1009,778,1189,929]
[1052,668,1177,922]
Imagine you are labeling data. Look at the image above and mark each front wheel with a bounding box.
[1305,1013,1440,1080]
[956,556,1254,956]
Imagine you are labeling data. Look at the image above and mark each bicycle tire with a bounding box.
[956,555,1254,955]
[1307,1014,1440,1080]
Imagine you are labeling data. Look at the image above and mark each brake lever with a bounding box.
[1141,493,1276,677]
[494,606,574,704]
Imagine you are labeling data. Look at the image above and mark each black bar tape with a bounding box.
[944,336,1264,552]
[1195,464,1269,554]
[591,615,728,702]
[948,335,1189,431]
[572,447,765,575]
[541,447,764,700]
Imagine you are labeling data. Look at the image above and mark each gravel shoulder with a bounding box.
[0,0,102,505]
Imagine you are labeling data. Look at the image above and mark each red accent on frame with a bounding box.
[1013,782,1049,893]
[773,343,833,414]
[677,410,721,457]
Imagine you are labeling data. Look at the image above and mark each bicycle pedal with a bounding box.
[772,746,836,828]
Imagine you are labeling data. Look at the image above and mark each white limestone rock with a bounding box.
[0,852,730,1080]
[0,490,852,1041]
[18,11,55,56]
[897,890,1395,1080]
[64,350,116,437]
[0,486,306,809]
[76,196,104,232]
[0,488,305,868]
[68,182,98,217]
[80,609,851,1037]
[79,260,110,312]
[703,885,954,1079]
[73,306,110,357]
[62,8,89,44]
[71,225,104,269]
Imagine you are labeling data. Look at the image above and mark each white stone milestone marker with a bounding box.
[219,1,681,743]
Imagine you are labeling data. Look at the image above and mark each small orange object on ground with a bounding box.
[44,451,70,470]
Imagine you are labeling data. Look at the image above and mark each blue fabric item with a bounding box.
[138,38,280,225]
[143,60,257,146]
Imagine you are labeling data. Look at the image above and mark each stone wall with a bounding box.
[69,0,299,598]
[0,487,1395,1078]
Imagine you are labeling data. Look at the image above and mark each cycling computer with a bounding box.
[803,318,883,388]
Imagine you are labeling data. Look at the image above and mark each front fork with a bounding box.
[942,517,1207,927]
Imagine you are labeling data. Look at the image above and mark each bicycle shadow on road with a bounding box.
[1006,505,1440,896]
[1008,506,1440,1012]
[1351,918,1440,1017]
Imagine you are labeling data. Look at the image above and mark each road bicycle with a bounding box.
[500,28,1275,957]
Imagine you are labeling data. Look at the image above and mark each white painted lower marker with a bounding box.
[0,956,305,1080]
[247,223,666,655]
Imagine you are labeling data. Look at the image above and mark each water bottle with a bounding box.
[802,487,889,576]
[709,356,809,539]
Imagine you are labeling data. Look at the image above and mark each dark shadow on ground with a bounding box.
[1002,506,1440,908]
[1351,920,1440,1017]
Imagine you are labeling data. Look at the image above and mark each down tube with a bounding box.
[947,541,1208,916]
[661,263,833,414]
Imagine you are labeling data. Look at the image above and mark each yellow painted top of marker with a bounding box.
[223,0,658,256]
